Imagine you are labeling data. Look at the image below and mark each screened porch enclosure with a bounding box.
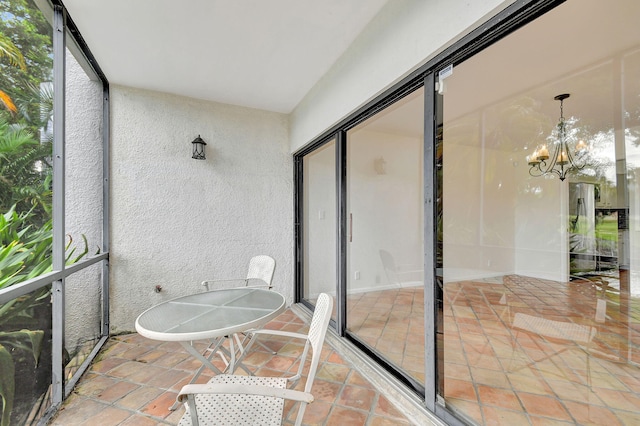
[2,0,640,425]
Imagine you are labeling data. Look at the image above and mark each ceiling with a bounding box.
[61,0,389,114]
[366,0,640,144]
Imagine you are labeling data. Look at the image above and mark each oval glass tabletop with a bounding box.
[135,287,286,341]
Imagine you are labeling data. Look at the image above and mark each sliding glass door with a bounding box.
[298,88,427,388]
[345,87,426,387]
[296,0,640,424]
[301,138,337,322]
[436,1,640,423]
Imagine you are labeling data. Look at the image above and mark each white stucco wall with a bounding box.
[109,86,292,333]
[290,0,514,151]
[64,49,104,351]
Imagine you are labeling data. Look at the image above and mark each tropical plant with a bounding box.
[0,3,56,423]
[0,32,25,115]
[0,0,53,131]
[0,205,94,425]
[0,117,51,226]
[0,33,26,71]
[0,206,52,290]
[0,329,42,426]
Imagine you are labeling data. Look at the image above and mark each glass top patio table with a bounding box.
[135,287,286,342]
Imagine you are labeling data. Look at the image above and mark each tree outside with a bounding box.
[0,0,53,225]
[1,1,54,424]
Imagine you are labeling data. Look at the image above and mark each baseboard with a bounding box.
[308,281,422,300]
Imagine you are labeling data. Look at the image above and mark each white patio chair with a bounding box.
[202,254,276,290]
[202,255,276,355]
[176,293,333,426]
[379,249,422,287]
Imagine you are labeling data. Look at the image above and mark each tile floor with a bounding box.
[48,273,640,425]
[49,309,412,425]
[443,274,640,425]
[335,273,639,425]
[347,288,426,384]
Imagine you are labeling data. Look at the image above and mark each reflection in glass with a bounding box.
[346,87,425,385]
[303,140,337,321]
[438,1,640,424]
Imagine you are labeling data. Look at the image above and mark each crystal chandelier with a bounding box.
[527,94,588,181]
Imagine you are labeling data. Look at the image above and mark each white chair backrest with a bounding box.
[246,255,276,287]
[303,293,333,393]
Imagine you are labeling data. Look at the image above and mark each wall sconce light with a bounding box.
[191,135,207,160]
[373,156,387,175]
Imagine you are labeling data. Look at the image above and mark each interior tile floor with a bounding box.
[443,274,640,425]
[49,309,412,426]
[347,287,426,384]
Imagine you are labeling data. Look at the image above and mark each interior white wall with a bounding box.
[442,119,520,283]
[289,0,514,151]
[347,129,423,292]
[442,103,569,284]
[513,166,568,282]
[109,86,292,333]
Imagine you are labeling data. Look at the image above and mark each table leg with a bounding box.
[220,334,254,375]
[169,340,226,411]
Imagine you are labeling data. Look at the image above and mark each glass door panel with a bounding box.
[346,88,425,385]
[437,1,640,423]
[302,139,337,321]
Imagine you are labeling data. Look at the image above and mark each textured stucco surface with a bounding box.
[109,86,292,333]
[64,50,104,351]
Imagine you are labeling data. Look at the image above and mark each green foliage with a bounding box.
[0,329,43,426]
[0,117,51,225]
[0,206,52,290]
[0,0,53,224]
[0,32,25,115]
[0,207,52,426]
[0,205,95,425]
[0,32,26,71]
[0,0,52,130]
[0,342,15,426]
[0,3,56,422]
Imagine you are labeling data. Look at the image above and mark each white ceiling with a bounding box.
[62,0,389,113]
[366,0,640,142]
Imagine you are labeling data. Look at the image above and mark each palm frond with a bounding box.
[0,91,17,114]
[0,33,27,71]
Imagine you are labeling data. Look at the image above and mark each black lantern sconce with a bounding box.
[191,135,207,160]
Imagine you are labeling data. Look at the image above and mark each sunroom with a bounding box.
[1,0,639,425]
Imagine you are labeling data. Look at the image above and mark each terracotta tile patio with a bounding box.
[49,309,413,425]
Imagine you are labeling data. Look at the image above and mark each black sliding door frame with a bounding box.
[293,0,564,422]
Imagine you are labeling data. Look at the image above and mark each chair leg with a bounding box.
[238,330,277,355]
[255,339,277,355]
[294,402,308,426]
